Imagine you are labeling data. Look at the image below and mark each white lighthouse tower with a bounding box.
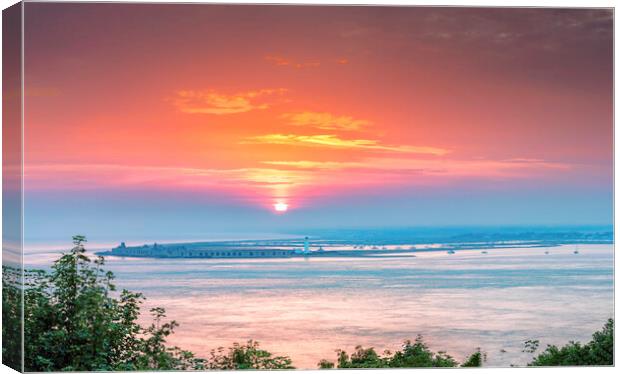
[303,236,310,254]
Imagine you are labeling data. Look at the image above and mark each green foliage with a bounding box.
[3,235,292,371]
[206,340,294,370]
[319,335,477,368]
[528,319,613,366]
[2,264,22,371]
[335,346,389,368]
[20,235,198,371]
[461,348,486,367]
[522,339,540,354]
[391,336,459,367]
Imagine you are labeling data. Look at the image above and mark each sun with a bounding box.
[274,202,288,212]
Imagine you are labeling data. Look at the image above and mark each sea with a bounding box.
[22,241,613,368]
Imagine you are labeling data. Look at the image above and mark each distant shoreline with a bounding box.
[96,239,612,259]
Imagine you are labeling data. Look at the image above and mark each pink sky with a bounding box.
[20,4,613,238]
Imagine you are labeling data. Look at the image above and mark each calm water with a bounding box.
[24,244,613,368]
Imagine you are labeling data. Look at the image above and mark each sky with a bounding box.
[21,4,613,244]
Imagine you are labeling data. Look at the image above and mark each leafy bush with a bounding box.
[2,265,22,371]
[528,319,613,366]
[461,348,486,367]
[3,236,292,371]
[206,340,293,370]
[319,335,480,368]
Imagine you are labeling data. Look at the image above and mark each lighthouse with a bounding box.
[304,236,310,254]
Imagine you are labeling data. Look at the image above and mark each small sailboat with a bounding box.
[447,249,455,254]
[574,244,579,255]
[481,251,488,254]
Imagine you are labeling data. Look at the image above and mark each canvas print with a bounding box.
[2,2,614,371]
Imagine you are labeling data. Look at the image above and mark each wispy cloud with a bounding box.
[282,111,370,131]
[24,156,571,197]
[24,163,310,192]
[265,55,321,69]
[261,160,362,169]
[171,88,287,115]
[262,157,570,179]
[265,55,350,69]
[243,134,449,155]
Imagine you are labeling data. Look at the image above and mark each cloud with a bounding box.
[262,160,361,169]
[172,88,287,115]
[265,55,321,69]
[265,55,292,66]
[24,163,313,205]
[24,157,572,208]
[261,156,570,179]
[362,157,570,178]
[282,111,370,131]
[24,163,310,191]
[339,25,379,39]
[25,155,571,193]
[265,55,350,69]
[243,134,449,155]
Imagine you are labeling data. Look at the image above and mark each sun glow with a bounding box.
[274,202,288,212]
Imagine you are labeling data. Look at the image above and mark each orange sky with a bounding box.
[21,4,613,235]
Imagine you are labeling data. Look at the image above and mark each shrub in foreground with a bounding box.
[3,235,292,371]
[318,335,484,368]
[528,319,613,366]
